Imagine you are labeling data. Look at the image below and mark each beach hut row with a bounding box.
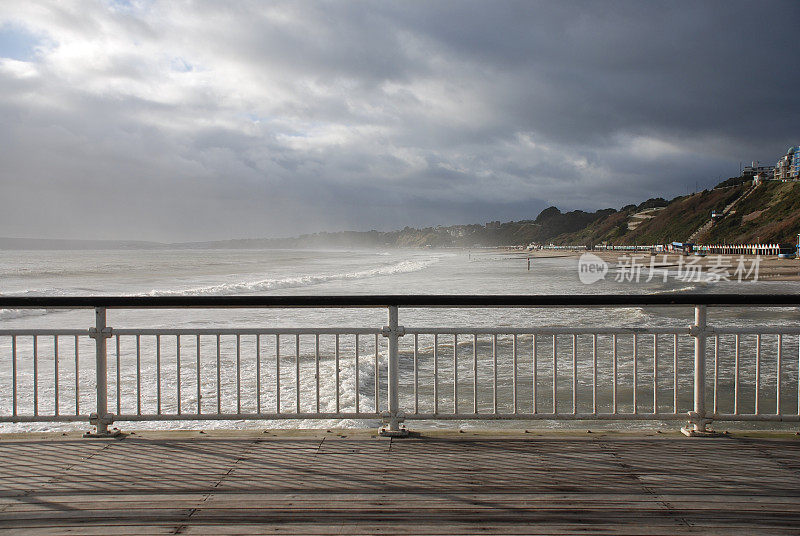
[534,243,796,256]
[694,243,795,256]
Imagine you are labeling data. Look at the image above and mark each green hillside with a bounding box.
[551,185,744,245]
[551,180,800,246]
[700,181,800,244]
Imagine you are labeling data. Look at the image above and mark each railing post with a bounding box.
[380,305,408,437]
[85,307,118,437]
[683,304,716,437]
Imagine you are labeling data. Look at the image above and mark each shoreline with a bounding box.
[505,249,800,282]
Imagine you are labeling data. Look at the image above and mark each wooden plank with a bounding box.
[0,435,799,535]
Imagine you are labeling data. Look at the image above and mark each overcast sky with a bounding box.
[1,1,798,241]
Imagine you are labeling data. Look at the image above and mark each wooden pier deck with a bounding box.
[0,429,798,535]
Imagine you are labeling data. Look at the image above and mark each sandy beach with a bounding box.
[510,249,800,281]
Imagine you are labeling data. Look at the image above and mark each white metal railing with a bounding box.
[1,295,799,436]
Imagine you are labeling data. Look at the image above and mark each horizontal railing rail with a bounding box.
[1,295,799,436]
[3,293,800,308]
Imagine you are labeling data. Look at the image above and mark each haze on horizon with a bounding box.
[1,0,798,242]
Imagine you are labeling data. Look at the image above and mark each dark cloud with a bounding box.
[0,1,798,241]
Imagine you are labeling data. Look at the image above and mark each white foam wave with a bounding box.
[0,288,78,321]
[652,284,700,294]
[0,308,50,321]
[0,258,441,322]
[146,257,441,297]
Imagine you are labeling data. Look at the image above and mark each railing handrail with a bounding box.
[2,293,800,308]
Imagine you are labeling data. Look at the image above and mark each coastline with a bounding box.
[507,249,800,281]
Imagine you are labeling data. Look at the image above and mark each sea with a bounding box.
[1,248,798,432]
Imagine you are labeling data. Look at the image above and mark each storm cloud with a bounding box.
[0,1,798,241]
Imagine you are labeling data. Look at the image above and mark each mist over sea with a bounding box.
[1,248,798,432]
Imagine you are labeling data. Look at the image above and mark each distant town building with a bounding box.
[794,148,800,178]
[742,161,774,178]
[775,146,800,180]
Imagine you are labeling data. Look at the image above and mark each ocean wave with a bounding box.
[651,284,700,294]
[0,288,79,321]
[146,257,441,296]
[0,308,51,321]
[0,257,441,321]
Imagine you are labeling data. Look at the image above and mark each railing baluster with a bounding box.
[11,336,17,418]
[713,335,719,415]
[315,334,320,413]
[74,335,79,415]
[115,335,121,414]
[374,333,379,413]
[355,334,360,414]
[215,334,220,414]
[734,334,740,415]
[533,334,538,414]
[54,335,59,416]
[492,334,497,415]
[136,334,141,415]
[592,334,597,415]
[157,334,162,415]
[512,334,517,414]
[755,334,761,415]
[256,334,261,414]
[236,334,241,414]
[434,333,439,415]
[276,334,280,414]
[632,334,638,414]
[673,333,678,414]
[653,334,658,415]
[472,334,478,415]
[335,334,340,414]
[612,334,617,414]
[776,334,782,415]
[413,334,419,414]
[33,335,38,416]
[454,334,459,414]
[572,334,577,415]
[296,334,301,414]
[196,334,201,415]
[552,334,557,415]
[176,334,181,415]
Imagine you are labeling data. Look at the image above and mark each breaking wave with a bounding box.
[146,257,441,296]
[0,257,442,321]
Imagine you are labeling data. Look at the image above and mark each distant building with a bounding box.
[790,146,800,179]
[775,146,800,180]
[742,161,774,178]
[485,221,501,230]
[794,148,800,177]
